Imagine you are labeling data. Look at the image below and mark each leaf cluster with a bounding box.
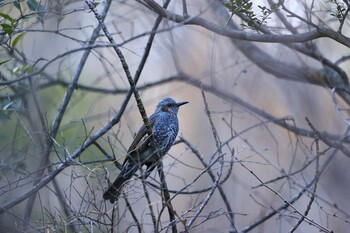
[0,0,45,49]
[224,0,283,30]
[330,0,348,22]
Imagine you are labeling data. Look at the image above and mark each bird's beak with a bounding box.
[176,101,189,107]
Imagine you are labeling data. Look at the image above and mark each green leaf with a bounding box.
[23,64,33,73]
[270,3,278,11]
[0,59,11,66]
[13,0,21,10]
[92,2,100,7]
[26,0,45,18]
[12,66,21,75]
[1,23,13,35]
[2,101,14,110]
[11,32,25,48]
[0,13,16,24]
[247,2,252,9]
[27,0,38,11]
[15,161,26,169]
[26,0,44,11]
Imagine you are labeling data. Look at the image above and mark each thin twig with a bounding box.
[86,1,176,232]
[22,1,112,228]
[141,174,157,231]
[237,157,330,233]
[124,195,142,233]
[289,117,321,232]
[186,89,235,231]
[180,136,236,232]
[156,162,177,233]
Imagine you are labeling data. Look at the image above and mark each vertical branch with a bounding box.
[133,0,171,83]
[201,88,221,152]
[156,162,177,233]
[123,195,142,233]
[22,2,112,230]
[290,117,321,232]
[180,136,237,232]
[50,170,80,233]
[338,2,350,33]
[141,176,157,232]
[85,0,150,146]
[85,1,176,232]
[111,201,116,233]
[182,0,188,16]
[187,89,233,230]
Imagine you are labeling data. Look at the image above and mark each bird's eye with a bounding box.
[161,105,169,112]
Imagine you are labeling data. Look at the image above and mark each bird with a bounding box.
[103,97,188,203]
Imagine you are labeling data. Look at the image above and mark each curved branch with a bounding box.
[141,0,350,47]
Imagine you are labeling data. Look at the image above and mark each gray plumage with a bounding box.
[103,97,188,203]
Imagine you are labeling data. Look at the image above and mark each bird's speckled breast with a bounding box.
[152,113,179,154]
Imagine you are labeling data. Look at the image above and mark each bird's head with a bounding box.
[156,97,188,115]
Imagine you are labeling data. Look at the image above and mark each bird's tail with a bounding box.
[103,162,136,203]
[103,177,127,203]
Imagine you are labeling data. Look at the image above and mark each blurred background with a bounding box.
[0,0,350,232]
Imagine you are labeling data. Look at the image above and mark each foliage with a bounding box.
[223,0,283,30]
[0,0,45,50]
[330,0,348,22]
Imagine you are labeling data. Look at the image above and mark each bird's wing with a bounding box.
[122,115,157,166]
